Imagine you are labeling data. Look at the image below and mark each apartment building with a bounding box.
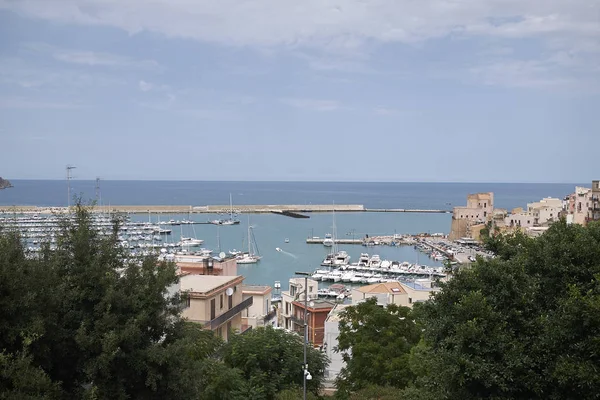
[292,298,336,346]
[179,274,252,341]
[241,284,278,329]
[280,278,318,331]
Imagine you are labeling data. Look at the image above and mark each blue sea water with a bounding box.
[0,180,584,287]
[0,180,583,210]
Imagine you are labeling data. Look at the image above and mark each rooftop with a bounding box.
[180,275,242,293]
[294,298,337,311]
[357,281,407,295]
[242,284,272,295]
[325,304,351,323]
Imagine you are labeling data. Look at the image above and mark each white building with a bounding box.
[242,284,277,329]
[280,278,318,331]
[323,304,350,380]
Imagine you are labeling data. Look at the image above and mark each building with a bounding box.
[323,304,350,380]
[281,278,319,331]
[179,274,253,341]
[564,181,599,226]
[242,284,278,329]
[175,254,238,276]
[449,192,494,240]
[352,281,408,307]
[352,280,439,308]
[527,197,562,226]
[589,180,600,223]
[292,298,336,346]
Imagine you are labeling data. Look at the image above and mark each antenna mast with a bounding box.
[95,177,102,206]
[66,165,76,208]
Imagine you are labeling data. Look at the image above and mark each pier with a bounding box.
[0,204,451,215]
[306,238,364,245]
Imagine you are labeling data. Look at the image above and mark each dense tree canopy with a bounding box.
[221,326,328,399]
[1,205,323,400]
[335,298,421,395]
[412,221,600,399]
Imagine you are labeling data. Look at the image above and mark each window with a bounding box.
[220,294,223,309]
[309,286,313,292]
[228,294,233,310]
[408,298,412,304]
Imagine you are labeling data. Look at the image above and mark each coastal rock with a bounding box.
[0,177,13,189]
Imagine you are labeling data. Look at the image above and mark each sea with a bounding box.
[0,180,583,287]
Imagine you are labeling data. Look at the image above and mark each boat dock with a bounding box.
[306,238,364,245]
[365,209,450,213]
[0,204,451,215]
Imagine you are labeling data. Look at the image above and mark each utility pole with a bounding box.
[296,271,312,400]
[66,165,76,208]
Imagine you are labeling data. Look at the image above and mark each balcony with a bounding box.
[290,314,306,327]
[209,296,253,330]
[263,308,277,322]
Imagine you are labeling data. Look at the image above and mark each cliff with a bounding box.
[0,177,13,189]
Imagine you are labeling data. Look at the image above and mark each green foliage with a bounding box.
[275,387,319,400]
[221,326,328,399]
[0,204,242,399]
[414,220,600,399]
[0,351,61,400]
[335,298,421,395]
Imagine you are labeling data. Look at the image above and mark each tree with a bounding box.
[335,298,421,395]
[0,204,244,399]
[221,326,328,399]
[413,220,600,400]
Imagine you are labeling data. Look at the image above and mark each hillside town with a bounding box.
[449,180,600,241]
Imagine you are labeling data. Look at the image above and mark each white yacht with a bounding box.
[333,250,351,266]
[356,253,370,267]
[323,233,334,247]
[369,255,381,269]
[180,237,204,246]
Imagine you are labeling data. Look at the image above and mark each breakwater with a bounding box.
[0,204,450,215]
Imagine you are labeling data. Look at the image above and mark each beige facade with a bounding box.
[179,274,251,341]
[449,192,494,240]
[352,282,409,306]
[590,180,600,222]
[242,285,277,329]
[281,278,318,331]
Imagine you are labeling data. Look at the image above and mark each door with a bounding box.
[228,294,233,309]
[210,298,216,320]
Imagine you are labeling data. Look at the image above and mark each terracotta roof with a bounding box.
[357,282,407,295]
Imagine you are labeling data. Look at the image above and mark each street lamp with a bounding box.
[295,271,312,400]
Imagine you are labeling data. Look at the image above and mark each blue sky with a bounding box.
[0,0,598,182]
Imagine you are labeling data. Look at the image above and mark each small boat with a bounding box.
[284,238,290,243]
[323,233,334,247]
[236,218,261,264]
[276,247,282,252]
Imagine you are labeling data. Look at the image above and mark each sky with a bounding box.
[0,0,598,182]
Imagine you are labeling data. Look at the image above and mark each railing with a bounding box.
[209,296,253,330]
[263,309,277,322]
[290,315,305,327]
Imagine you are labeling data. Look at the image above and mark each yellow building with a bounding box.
[179,274,252,341]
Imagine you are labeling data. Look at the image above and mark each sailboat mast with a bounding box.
[247,216,251,255]
[230,193,233,220]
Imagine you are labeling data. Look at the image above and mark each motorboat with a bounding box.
[323,233,334,247]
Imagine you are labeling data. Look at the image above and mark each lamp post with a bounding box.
[296,271,312,400]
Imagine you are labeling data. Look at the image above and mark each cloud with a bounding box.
[280,98,341,112]
[138,80,153,91]
[2,1,598,90]
[0,96,87,109]
[22,42,162,71]
[0,57,124,88]
[1,0,595,48]
[373,106,401,116]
